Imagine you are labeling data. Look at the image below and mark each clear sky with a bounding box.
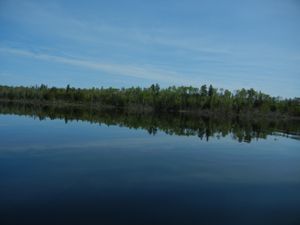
[0,0,299,97]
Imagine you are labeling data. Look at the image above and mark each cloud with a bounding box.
[4,0,299,68]
[0,0,232,56]
[0,47,189,84]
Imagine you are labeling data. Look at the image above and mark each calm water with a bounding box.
[0,111,300,224]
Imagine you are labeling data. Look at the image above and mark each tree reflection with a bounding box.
[0,102,299,143]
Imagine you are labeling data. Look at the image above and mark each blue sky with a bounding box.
[0,0,299,97]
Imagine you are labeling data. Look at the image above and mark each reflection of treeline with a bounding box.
[1,102,299,143]
[0,84,299,117]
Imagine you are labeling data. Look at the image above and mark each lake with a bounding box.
[0,105,300,225]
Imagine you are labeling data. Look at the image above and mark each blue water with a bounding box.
[0,115,299,225]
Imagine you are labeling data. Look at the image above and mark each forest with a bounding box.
[0,84,299,117]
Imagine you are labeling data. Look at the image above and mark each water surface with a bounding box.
[0,110,300,225]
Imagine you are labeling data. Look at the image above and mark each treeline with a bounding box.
[0,84,299,116]
[1,102,299,143]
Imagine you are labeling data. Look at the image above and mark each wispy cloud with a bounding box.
[4,0,299,66]
[0,47,189,84]
[0,0,232,56]
[4,0,298,63]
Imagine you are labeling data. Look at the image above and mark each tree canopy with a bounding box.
[0,84,299,117]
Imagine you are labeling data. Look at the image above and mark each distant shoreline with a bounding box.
[0,84,299,119]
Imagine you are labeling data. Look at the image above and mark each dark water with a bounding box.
[0,106,300,225]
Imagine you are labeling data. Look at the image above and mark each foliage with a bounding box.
[0,84,299,116]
